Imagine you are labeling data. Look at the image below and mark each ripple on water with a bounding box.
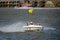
[0,31,59,40]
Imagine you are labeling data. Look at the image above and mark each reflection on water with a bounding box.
[0,30,60,40]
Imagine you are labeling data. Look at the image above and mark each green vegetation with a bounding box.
[56,2,60,7]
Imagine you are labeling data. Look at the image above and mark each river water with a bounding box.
[0,8,60,40]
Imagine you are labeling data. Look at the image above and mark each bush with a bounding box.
[56,2,60,7]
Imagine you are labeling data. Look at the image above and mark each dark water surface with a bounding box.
[0,8,60,40]
[0,31,60,40]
